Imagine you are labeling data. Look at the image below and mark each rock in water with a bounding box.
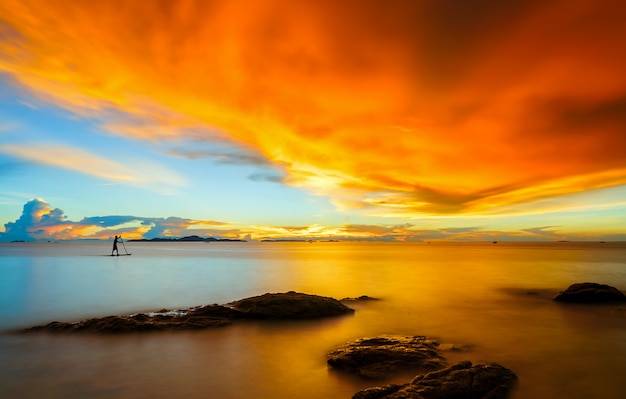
[341,295,380,302]
[230,291,354,319]
[327,336,446,379]
[25,305,240,333]
[553,282,626,303]
[23,292,355,333]
[352,361,518,399]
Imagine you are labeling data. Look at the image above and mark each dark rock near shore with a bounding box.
[230,291,355,319]
[327,336,447,379]
[25,304,242,333]
[24,292,355,334]
[352,361,518,399]
[553,282,626,303]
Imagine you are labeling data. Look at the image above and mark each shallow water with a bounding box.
[1,241,626,398]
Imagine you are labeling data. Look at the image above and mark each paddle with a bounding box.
[120,236,131,255]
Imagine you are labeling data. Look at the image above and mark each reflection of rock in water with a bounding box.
[553,282,626,303]
[352,361,518,399]
[327,336,447,379]
[23,291,355,333]
[498,287,560,300]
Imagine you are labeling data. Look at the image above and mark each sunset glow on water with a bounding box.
[1,242,626,398]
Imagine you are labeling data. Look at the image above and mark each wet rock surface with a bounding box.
[230,291,354,319]
[24,292,354,333]
[553,282,626,303]
[25,304,243,333]
[327,336,447,379]
[352,361,518,399]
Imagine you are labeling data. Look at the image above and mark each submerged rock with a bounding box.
[230,291,355,319]
[24,292,356,333]
[341,295,380,302]
[327,336,446,379]
[553,282,626,303]
[352,361,518,399]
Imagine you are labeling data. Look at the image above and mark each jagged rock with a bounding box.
[192,304,246,319]
[353,385,404,399]
[553,282,626,303]
[230,291,354,319]
[25,305,239,333]
[327,336,446,379]
[352,361,518,399]
[24,292,354,333]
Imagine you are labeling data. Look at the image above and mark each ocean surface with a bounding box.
[1,241,625,398]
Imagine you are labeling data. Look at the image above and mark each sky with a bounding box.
[1,0,626,242]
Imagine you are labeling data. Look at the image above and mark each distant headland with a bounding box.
[128,235,245,243]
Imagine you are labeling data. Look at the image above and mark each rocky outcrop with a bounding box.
[327,336,447,379]
[25,292,355,333]
[230,291,354,319]
[25,304,244,333]
[553,282,626,303]
[352,361,518,399]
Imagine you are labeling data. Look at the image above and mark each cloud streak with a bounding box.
[1,0,626,216]
[0,143,186,193]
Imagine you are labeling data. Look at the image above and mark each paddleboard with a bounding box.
[107,254,132,256]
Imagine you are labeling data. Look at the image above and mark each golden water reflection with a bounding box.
[1,242,626,398]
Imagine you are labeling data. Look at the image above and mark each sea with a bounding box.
[1,241,625,399]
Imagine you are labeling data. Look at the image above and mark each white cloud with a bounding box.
[0,198,232,241]
[0,143,186,193]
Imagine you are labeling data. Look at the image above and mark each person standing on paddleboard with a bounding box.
[112,235,120,256]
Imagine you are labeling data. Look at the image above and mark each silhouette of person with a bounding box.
[112,235,120,256]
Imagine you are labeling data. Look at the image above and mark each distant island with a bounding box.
[128,235,245,242]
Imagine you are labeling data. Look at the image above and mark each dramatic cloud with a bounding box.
[1,0,626,216]
[0,199,601,242]
[1,198,67,241]
[140,216,229,239]
[252,223,568,242]
[0,198,235,242]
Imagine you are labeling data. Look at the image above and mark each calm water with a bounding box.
[1,241,625,398]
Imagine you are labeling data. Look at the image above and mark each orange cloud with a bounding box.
[1,0,626,216]
[1,198,617,242]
